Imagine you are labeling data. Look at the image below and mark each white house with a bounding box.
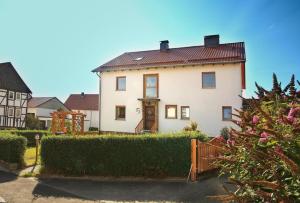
[27,97,69,129]
[92,35,246,136]
[0,62,32,129]
[64,93,99,131]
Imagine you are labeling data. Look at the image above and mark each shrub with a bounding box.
[220,127,229,140]
[183,121,199,131]
[0,134,27,166]
[215,74,300,202]
[25,114,41,130]
[0,130,51,146]
[41,131,208,177]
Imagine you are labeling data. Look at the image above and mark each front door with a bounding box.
[144,106,155,131]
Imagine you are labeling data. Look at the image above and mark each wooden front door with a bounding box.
[144,106,155,131]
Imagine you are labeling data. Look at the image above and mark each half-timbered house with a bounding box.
[0,62,32,129]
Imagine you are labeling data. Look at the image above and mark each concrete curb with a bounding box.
[38,174,188,182]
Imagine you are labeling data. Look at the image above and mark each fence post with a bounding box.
[191,139,197,181]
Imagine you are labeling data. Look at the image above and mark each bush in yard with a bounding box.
[41,131,208,177]
[25,114,41,130]
[0,130,51,146]
[0,134,27,166]
[214,74,300,202]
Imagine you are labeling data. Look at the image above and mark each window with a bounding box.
[181,106,190,120]
[8,91,14,100]
[15,108,21,118]
[16,92,21,100]
[222,106,232,121]
[144,74,158,98]
[165,105,177,119]
[116,77,126,91]
[8,107,14,117]
[115,106,126,120]
[202,72,216,88]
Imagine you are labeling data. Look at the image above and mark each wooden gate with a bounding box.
[190,138,221,181]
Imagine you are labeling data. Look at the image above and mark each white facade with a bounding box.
[99,63,243,136]
[0,89,29,128]
[27,98,69,129]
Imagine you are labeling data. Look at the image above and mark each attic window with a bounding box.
[133,57,143,61]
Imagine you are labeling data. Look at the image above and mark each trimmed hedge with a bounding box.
[0,130,51,146]
[41,132,208,177]
[0,134,27,165]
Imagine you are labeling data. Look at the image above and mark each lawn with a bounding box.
[24,147,40,166]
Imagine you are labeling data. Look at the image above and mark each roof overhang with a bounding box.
[93,60,246,73]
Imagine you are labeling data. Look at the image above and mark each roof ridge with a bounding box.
[124,42,245,54]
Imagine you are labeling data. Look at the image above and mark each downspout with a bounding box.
[96,72,101,133]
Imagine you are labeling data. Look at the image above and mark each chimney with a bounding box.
[81,92,84,97]
[160,40,169,52]
[204,35,220,47]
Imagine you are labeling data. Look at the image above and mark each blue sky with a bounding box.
[0,0,300,101]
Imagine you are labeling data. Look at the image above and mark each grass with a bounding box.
[24,147,40,166]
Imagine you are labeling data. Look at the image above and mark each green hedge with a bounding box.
[0,134,27,165]
[41,132,208,177]
[0,130,51,146]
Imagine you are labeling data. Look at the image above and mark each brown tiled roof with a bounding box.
[64,94,99,111]
[92,42,245,72]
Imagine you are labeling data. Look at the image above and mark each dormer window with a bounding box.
[133,57,143,61]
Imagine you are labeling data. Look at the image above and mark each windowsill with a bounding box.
[222,119,232,121]
[202,87,216,89]
[115,118,126,121]
[165,117,177,119]
[181,118,190,120]
[116,89,126,91]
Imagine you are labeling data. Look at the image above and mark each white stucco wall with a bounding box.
[72,109,99,131]
[99,63,243,136]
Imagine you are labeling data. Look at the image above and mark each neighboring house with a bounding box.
[92,35,246,136]
[0,62,32,129]
[27,97,69,129]
[64,93,99,131]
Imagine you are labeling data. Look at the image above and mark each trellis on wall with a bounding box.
[51,111,86,135]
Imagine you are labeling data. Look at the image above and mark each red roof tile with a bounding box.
[64,94,99,111]
[92,42,245,72]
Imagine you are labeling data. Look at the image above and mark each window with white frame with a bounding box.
[8,91,14,100]
[15,108,21,118]
[181,106,190,120]
[16,92,21,100]
[8,107,14,117]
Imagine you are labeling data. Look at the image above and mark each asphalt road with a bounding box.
[0,171,226,203]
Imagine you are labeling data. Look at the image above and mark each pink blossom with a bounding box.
[259,137,268,143]
[216,135,225,143]
[287,115,295,123]
[288,107,299,117]
[252,115,260,124]
[260,132,270,138]
[275,146,283,154]
[227,139,235,146]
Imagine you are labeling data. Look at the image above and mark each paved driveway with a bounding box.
[0,171,226,202]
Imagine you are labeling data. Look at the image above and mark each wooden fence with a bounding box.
[190,138,222,181]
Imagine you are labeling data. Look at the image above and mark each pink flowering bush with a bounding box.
[214,74,300,202]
